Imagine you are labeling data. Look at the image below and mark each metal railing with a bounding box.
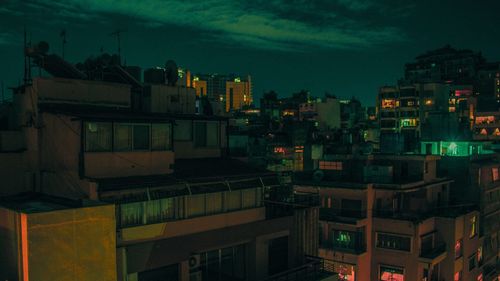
[262,256,333,281]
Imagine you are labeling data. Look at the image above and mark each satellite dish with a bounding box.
[312,170,324,182]
[165,60,178,86]
[37,41,49,54]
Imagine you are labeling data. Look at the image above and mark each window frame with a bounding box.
[84,120,173,153]
[376,232,412,253]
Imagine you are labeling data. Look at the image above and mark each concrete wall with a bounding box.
[0,207,20,281]
[173,141,222,159]
[35,77,131,108]
[146,85,196,114]
[26,205,117,281]
[0,204,117,281]
[119,207,266,244]
[85,151,174,178]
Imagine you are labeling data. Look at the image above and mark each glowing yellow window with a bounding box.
[469,216,477,238]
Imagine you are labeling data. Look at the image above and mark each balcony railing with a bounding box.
[373,204,477,222]
[319,208,366,224]
[320,239,366,255]
[420,242,447,260]
[265,191,320,218]
[262,256,334,281]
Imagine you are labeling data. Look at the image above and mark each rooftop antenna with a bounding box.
[60,29,67,59]
[109,29,126,65]
[23,25,27,85]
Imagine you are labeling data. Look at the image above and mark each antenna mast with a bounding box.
[60,29,67,59]
[109,29,126,65]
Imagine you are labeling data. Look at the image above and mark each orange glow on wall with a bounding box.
[21,213,29,281]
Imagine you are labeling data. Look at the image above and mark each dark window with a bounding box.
[468,255,476,271]
[133,124,150,150]
[174,120,192,141]
[377,233,411,252]
[194,122,207,147]
[84,122,112,151]
[151,123,172,151]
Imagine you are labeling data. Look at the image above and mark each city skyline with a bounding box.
[1,0,500,105]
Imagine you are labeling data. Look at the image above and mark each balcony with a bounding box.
[320,237,366,255]
[265,191,320,218]
[262,256,334,281]
[319,208,366,224]
[419,243,447,265]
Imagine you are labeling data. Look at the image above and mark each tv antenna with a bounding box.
[109,29,126,65]
[60,29,67,59]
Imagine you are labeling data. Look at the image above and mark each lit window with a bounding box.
[377,233,411,252]
[381,99,396,109]
[380,266,404,281]
[493,168,499,182]
[425,99,433,106]
[454,271,462,281]
[477,273,483,281]
[477,246,483,265]
[470,216,477,238]
[455,239,463,259]
[319,161,343,171]
[480,128,488,135]
[400,118,417,127]
[494,128,500,136]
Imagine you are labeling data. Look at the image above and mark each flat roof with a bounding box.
[39,103,228,122]
[95,158,278,192]
[0,192,106,214]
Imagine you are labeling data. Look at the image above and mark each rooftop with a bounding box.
[39,103,227,122]
[95,158,279,192]
[0,192,106,213]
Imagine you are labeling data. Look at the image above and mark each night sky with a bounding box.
[1,0,499,105]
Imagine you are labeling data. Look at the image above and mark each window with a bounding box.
[114,123,151,151]
[332,230,356,250]
[194,121,220,147]
[133,124,150,150]
[380,265,404,281]
[84,122,112,151]
[454,271,462,281]
[207,122,220,147]
[468,254,476,271]
[492,168,499,182]
[174,120,192,141]
[151,123,172,150]
[470,216,477,238]
[455,239,463,259]
[114,124,133,151]
[377,233,411,252]
[477,246,483,265]
[194,122,207,147]
[319,161,343,170]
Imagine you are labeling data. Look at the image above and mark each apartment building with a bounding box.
[0,53,323,281]
[295,154,483,281]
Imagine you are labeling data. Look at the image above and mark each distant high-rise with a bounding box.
[192,73,253,112]
[226,75,252,112]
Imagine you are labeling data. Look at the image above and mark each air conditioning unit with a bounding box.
[189,254,202,281]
